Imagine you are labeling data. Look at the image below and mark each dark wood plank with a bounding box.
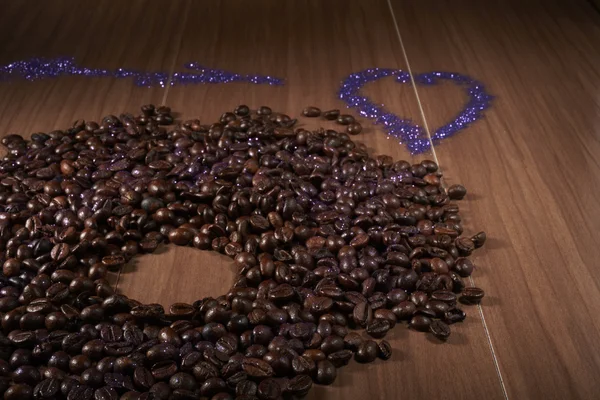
[391,0,600,398]
[117,1,507,399]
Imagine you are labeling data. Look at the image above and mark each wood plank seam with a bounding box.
[385,1,511,399]
[112,1,189,293]
[160,0,193,106]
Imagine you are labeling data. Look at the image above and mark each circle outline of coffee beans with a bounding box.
[0,104,485,400]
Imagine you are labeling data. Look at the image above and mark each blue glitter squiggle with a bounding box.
[0,57,284,87]
[339,68,493,154]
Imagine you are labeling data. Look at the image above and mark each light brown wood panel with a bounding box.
[391,0,600,398]
[0,0,186,287]
[116,1,507,399]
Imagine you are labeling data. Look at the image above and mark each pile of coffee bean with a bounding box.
[0,104,485,400]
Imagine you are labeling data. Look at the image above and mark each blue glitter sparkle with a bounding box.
[338,68,493,154]
[0,57,284,88]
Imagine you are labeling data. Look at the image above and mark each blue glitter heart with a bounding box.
[338,68,493,154]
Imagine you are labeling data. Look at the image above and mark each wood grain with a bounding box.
[390,0,600,398]
[7,0,599,398]
[0,0,183,285]
[118,1,506,399]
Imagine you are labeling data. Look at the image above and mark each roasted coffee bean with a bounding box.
[346,123,362,135]
[316,360,337,385]
[151,361,178,380]
[409,315,432,332]
[429,320,451,341]
[366,318,392,339]
[236,380,258,396]
[352,302,373,327]
[322,109,340,120]
[287,374,312,396]
[168,228,193,246]
[241,358,274,378]
[257,378,281,400]
[455,237,475,256]
[5,384,34,400]
[460,287,485,304]
[94,387,119,400]
[327,349,353,368]
[34,378,61,398]
[302,107,321,117]
[444,308,467,324]
[336,114,355,125]
[447,184,467,200]
[68,385,94,400]
[192,361,218,382]
[377,340,392,360]
[470,231,487,248]
[454,258,474,277]
[133,367,155,390]
[169,372,196,391]
[343,332,363,351]
[199,377,227,397]
[320,335,344,354]
[355,340,378,364]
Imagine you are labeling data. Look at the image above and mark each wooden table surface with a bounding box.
[1,0,599,399]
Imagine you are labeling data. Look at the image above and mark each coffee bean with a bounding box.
[336,114,355,125]
[192,361,218,382]
[257,378,281,400]
[429,320,451,341]
[100,325,123,343]
[241,358,274,378]
[455,237,475,256]
[94,387,119,400]
[327,349,353,368]
[151,361,178,380]
[321,109,339,120]
[377,340,392,360]
[454,258,474,277]
[68,385,94,400]
[366,318,392,339]
[236,380,257,396]
[200,377,227,397]
[342,332,363,351]
[444,308,466,324]
[460,287,485,304]
[352,302,373,327]
[287,374,312,396]
[471,231,487,248]
[133,367,155,390]
[431,290,457,305]
[355,340,378,363]
[316,360,337,385]
[50,243,70,262]
[169,372,196,391]
[320,335,344,354]
[346,123,362,135]
[101,255,125,268]
[302,107,321,117]
[34,378,60,398]
[257,106,272,115]
[447,184,467,200]
[5,384,33,400]
[409,315,432,332]
[168,228,193,246]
